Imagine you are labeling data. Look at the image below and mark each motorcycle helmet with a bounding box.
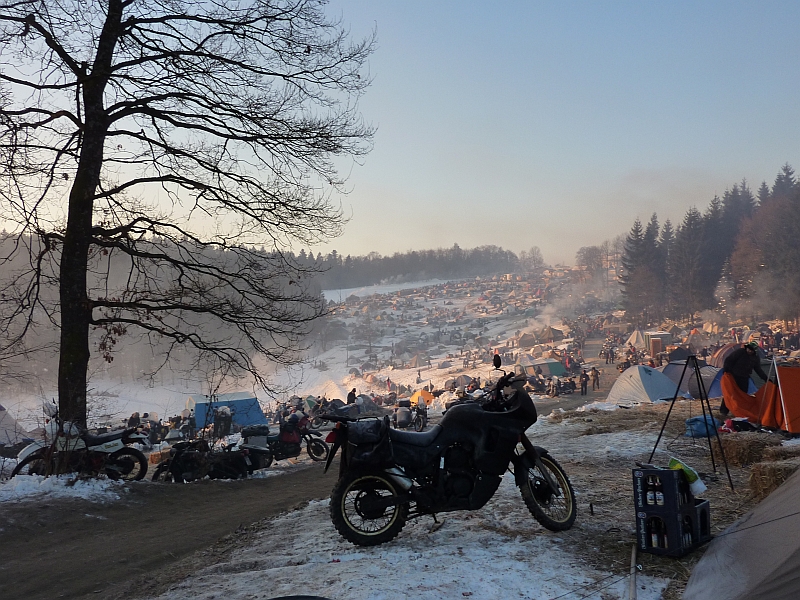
[745,341,759,351]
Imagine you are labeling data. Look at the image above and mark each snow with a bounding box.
[150,471,667,600]
[0,473,128,503]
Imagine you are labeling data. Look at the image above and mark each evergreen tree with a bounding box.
[669,208,707,319]
[757,181,771,206]
[771,163,797,203]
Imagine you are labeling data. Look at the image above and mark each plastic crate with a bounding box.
[635,497,711,557]
[632,468,693,513]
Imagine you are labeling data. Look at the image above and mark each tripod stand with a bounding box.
[648,355,734,491]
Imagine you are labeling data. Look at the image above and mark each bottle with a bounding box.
[650,518,660,548]
[683,516,693,547]
[646,476,655,506]
[655,477,665,506]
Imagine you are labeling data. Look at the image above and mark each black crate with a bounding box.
[632,468,693,513]
[636,498,711,557]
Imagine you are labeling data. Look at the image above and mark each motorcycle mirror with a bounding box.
[492,354,502,369]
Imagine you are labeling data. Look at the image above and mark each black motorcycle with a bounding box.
[238,416,329,472]
[392,399,427,432]
[151,438,249,482]
[322,355,576,546]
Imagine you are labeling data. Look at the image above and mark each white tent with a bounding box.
[0,403,30,445]
[626,329,646,349]
[606,366,691,405]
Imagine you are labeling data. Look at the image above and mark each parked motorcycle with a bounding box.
[238,414,329,473]
[12,403,149,481]
[322,355,577,546]
[392,399,427,432]
[151,438,249,482]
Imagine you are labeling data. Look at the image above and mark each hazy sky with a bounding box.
[312,0,800,265]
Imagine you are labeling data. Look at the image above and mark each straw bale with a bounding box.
[713,432,782,467]
[762,445,800,462]
[749,458,800,500]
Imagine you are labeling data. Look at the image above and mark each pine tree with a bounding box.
[771,163,797,203]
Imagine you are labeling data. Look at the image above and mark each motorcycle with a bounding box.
[12,403,149,481]
[392,399,427,432]
[237,414,329,473]
[321,354,577,546]
[151,438,250,482]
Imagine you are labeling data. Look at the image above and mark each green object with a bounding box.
[669,457,699,483]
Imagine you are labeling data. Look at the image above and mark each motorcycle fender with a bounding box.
[512,447,560,495]
[17,441,45,463]
[89,439,125,453]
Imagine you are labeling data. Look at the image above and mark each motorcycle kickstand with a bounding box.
[429,514,445,533]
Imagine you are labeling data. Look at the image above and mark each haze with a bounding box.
[315,0,800,264]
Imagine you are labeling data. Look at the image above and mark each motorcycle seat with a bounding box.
[84,430,125,446]
[388,424,442,447]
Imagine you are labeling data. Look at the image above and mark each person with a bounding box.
[579,369,589,395]
[347,388,357,405]
[720,341,768,416]
[535,365,543,376]
[590,367,600,391]
[127,412,141,428]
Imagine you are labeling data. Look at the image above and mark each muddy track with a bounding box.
[0,462,338,600]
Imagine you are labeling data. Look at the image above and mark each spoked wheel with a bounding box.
[330,470,408,546]
[519,454,577,531]
[413,416,425,432]
[310,416,323,430]
[151,461,179,482]
[307,438,329,461]
[106,448,148,481]
[11,452,52,477]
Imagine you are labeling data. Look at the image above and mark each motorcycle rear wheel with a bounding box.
[106,448,148,481]
[519,454,577,531]
[330,470,408,546]
[307,439,329,461]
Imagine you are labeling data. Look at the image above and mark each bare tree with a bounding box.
[0,0,374,425]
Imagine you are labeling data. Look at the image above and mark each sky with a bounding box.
[313,0,800,265]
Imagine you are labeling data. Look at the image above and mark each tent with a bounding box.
[454,375,473,387]
[190,392,268,428]
[517,332,538,348]
[626,329,646,349]
[684,468,800,600]
[407,354,426,368]
[687,329,707,353]
[667,346,691,362]
[438,360,452,369]
[410,389,434,407]
[518,358,567,377]
[0,403,29,445]
[709,342,742,368]
[540,326,564,342]
[707,368,757,398]
[606,366,691,405]
[659,362,719,398]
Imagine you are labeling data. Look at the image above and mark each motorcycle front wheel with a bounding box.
[151,461,179,482]
[106,448,148,481]
[519,454,577,531]
[11,452,52,477]
[330,470,408,546]
[413,416,425,432]
[307,438,329,461]
[310,416,323,430]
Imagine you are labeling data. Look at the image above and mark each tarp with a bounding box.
[190,392,268,428]
[659,362,719,399]
[684,468,800,600]
[606,366,691,405]
[0,403,29,445]
[626,329,646,349]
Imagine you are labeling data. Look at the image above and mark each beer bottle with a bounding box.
[655,476,665,506]
[646,476,655,505]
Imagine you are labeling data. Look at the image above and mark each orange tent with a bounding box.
[721,366,800,433]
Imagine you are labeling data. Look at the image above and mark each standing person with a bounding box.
[720,341,768,416]
[347,388,357,405]
[579,369,589,395]
[590,366,600,391]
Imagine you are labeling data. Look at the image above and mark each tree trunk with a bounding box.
[57,1,121,426]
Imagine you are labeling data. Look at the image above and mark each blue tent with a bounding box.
[189,392,268,428]
[706,370,757,399]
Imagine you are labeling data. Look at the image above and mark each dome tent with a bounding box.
[606,366,691,405]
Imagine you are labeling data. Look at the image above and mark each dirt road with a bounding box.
[0,462,338,600]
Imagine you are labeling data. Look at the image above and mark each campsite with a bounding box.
[4,271,800,600]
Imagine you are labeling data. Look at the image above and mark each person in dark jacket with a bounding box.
[720,341,768,415]
[347,388,357,405]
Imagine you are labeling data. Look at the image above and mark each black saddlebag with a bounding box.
[348,417,393,467]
